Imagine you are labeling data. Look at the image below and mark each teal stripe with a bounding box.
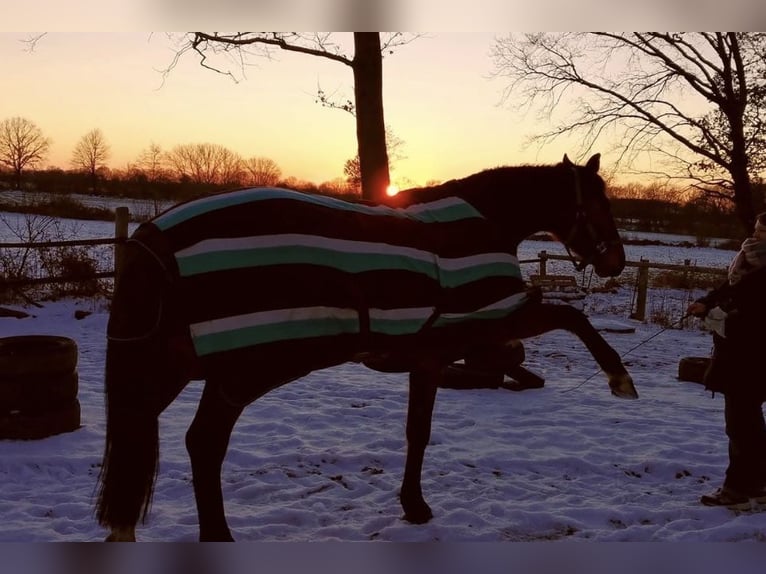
[369,318,428,336]
[193,317,360,356]
[177,245,438,279]
[439,262,522,288]
[154,187,483,230]
[178,244,520,288]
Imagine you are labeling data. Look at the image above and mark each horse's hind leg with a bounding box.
[400,368,439,524]
[185,379,246,541]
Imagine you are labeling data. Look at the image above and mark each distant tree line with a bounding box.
[607,180,764,239]
[0,116,361,202]
[2,115,761,239]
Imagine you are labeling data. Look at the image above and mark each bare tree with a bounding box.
[166,32,418,202]
[343,156,362,192]
[0,117,51,190]
[134,143,170,183]
[344,127,406,194]
[166,143,243,186]
[243,156,282,187]
[318,177,355,196]
[127,143,173,216]
[492,32,766,233]
[71,128,111,193]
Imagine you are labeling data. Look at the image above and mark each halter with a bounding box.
[562,166,616,272]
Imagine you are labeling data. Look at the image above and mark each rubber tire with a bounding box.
[0,336,78,378]
[464,340,525,372]
[0,399,81,440]
[0,371,79,412]
[440,364,504,390]
[678,356,711,384]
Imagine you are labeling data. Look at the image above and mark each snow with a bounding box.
[1,283,763,546]
[2,209,764,571]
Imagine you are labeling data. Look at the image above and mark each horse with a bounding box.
[96,153,637,541]
[381,157,634,390]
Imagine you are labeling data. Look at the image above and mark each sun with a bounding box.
[386,184,400,197]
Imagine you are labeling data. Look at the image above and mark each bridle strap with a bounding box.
[562,166,614,272]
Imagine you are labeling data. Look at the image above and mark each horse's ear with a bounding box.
[562,154,573,167]
[585,153,601,173]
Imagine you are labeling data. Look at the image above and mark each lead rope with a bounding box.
[560,312,693,394]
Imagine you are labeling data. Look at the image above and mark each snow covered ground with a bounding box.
[1,286,762,545]
[2,208,764,572]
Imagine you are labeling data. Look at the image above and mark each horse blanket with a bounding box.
[129,188,530,373]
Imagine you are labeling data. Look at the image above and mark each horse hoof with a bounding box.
[403,505,434,524]
[609,374,638,399]
[200,533,235,542]
[105,528,136,542]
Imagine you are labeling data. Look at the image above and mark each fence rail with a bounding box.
[1,208,727,321]
[0,237,121,249]
[0,207,129,295]
[531,250,727,321]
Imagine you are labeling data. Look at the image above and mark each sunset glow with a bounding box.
[385,184,400,197]
[2,32,654,189]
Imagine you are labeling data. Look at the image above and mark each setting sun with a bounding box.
[386,184,400,197]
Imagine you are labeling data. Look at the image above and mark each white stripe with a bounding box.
[190,306,359,337]
[176,233,436,264]
[438,292,528,320]
[177,235,518,274]
[438,252,519,271]
[402,197,471,215]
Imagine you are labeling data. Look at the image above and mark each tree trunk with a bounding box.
[731,160,754,235]
[352,33,390,202]
[729,119,755,233]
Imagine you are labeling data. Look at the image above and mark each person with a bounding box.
[686,211,766,508]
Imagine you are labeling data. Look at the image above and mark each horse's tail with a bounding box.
[96,233,180,531]
[96,334,161,530]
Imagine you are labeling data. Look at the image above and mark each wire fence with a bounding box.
[1,207,728,320]
[0,207,129,301]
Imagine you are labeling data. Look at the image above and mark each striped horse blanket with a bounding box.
[131,188,530,373]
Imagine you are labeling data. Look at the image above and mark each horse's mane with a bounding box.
[397,162,567,203]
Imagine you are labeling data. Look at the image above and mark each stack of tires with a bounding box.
[0,336,81,440]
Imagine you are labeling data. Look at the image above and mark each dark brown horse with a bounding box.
[96,153,637,541]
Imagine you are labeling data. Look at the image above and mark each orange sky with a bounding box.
[7,29,762,190]
[4,32,623,189]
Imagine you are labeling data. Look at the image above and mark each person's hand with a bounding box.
[703,306,728,338]
[686,301,707,317]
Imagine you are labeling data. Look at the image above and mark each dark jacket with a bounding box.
[697,266,766,397]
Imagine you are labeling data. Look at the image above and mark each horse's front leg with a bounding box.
[505,303,638,399]
[400,368,439,524]
[549,305,638,399]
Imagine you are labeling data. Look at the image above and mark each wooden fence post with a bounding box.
[114,207,129,280]
[631,257,650,321]
[538,250,548,276]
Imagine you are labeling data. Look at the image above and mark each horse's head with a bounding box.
[553,154,625,278]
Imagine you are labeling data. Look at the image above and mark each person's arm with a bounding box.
[687,279,729,317]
